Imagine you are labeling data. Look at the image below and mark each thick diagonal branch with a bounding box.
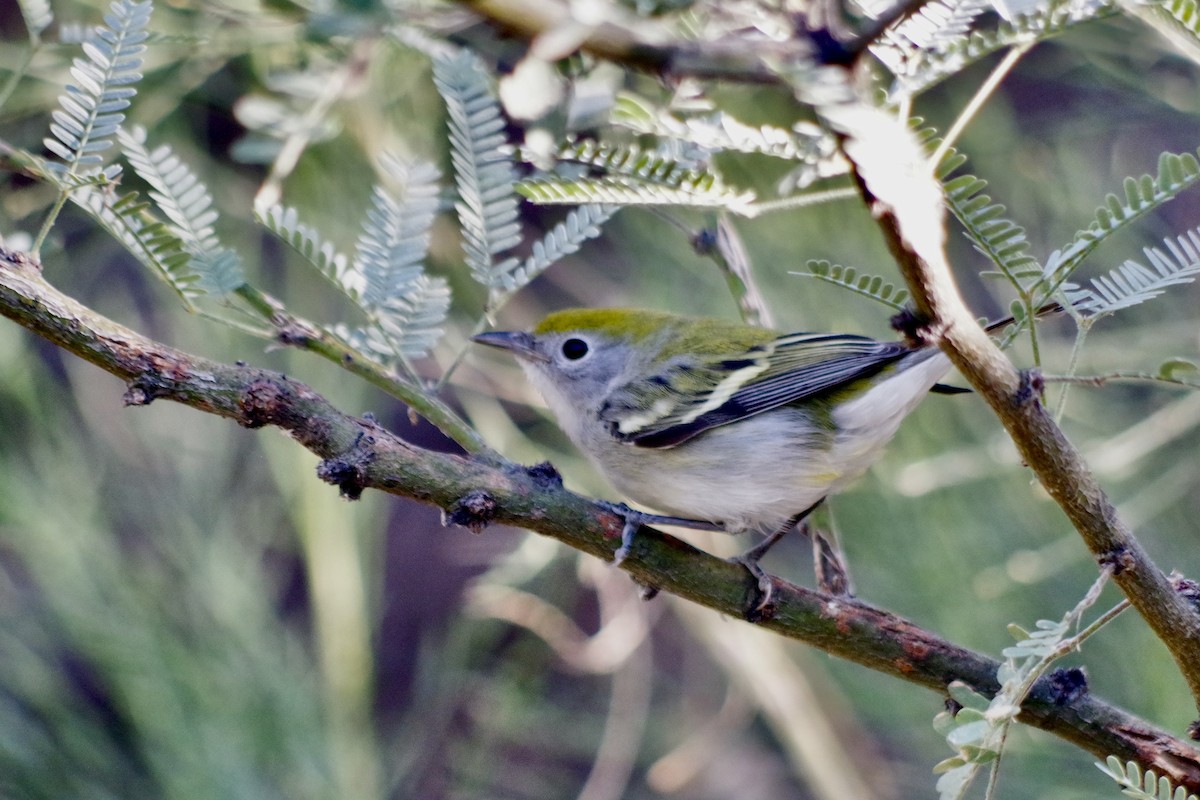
[838,121,1200,710]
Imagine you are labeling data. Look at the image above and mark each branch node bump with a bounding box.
[1172,574,1200,613]
[239,377,288,428]
[1097,545,1135,575]
[745,583,779,624]
[316,434,374,500]
[276,322,316,347]
[444,489,498,533]
[123,383,152,406]
[526,461,563,489]
[636,581,661,601]
[0,246,41,272]
[1049,666,1089,705]
[1015,368,1046,407]
[890,307,944,348]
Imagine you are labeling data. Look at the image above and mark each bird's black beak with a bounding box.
[471,330,547,362]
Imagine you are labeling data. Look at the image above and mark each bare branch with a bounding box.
[828,84,1200,710]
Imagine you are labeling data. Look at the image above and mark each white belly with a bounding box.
[588,410,839,533]
[582,351,952,534]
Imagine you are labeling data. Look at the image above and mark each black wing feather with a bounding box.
[625,334,916,448]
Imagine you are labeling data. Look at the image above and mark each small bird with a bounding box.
[473,307,959,606]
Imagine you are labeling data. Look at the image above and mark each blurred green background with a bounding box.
[2,1,1200,798]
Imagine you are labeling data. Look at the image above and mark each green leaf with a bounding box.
[499,204,617,296]
[1062,226,1200,318]
[354,156,441,309]
[932,709,958,737]
[520,139,756,214]
[1046,151,1200,297]
[611,92,841,167]
[877,0,992,56]
[1096,757,1200,800]
[1008,298,1027,323]
[1159,359,1200,380]
[433,50,523,290]
[797,260,910,310]
[18,0,53,36]
[43,0,151,181]
[71,187,201,305]
[877,0,1119,99]
[337,275,451,362]
[946,681,990,710]
[932,755,967,774]
[518,174,755,213]
[257,203,352,297]
[119,125,245,294]
[347,155,449,360]
[934,762,976,800]
[943,168,1041,292]
[945,719,991,748]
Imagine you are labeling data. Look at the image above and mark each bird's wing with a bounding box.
[602,333,914,448]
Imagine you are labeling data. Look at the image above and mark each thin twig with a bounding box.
[1043,370,1200,390]
[743,186,860,218]
[233,283,491,454]
[930,44,1032,171]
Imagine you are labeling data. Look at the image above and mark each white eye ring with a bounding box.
[561,337,590,361]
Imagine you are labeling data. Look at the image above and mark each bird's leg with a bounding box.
[598,501,724,565]
[811,523,853,596]
[732,499,825,615]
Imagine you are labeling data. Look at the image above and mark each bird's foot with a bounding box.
[596,500,722,565]
[729,523,796,620]
[729,550,779,621]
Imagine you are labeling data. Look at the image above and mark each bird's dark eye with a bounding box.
[561,338,589,360]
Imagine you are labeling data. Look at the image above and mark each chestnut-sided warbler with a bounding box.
[474,307,962,602]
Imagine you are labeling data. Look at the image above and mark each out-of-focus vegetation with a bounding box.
[1,0,1200,798]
